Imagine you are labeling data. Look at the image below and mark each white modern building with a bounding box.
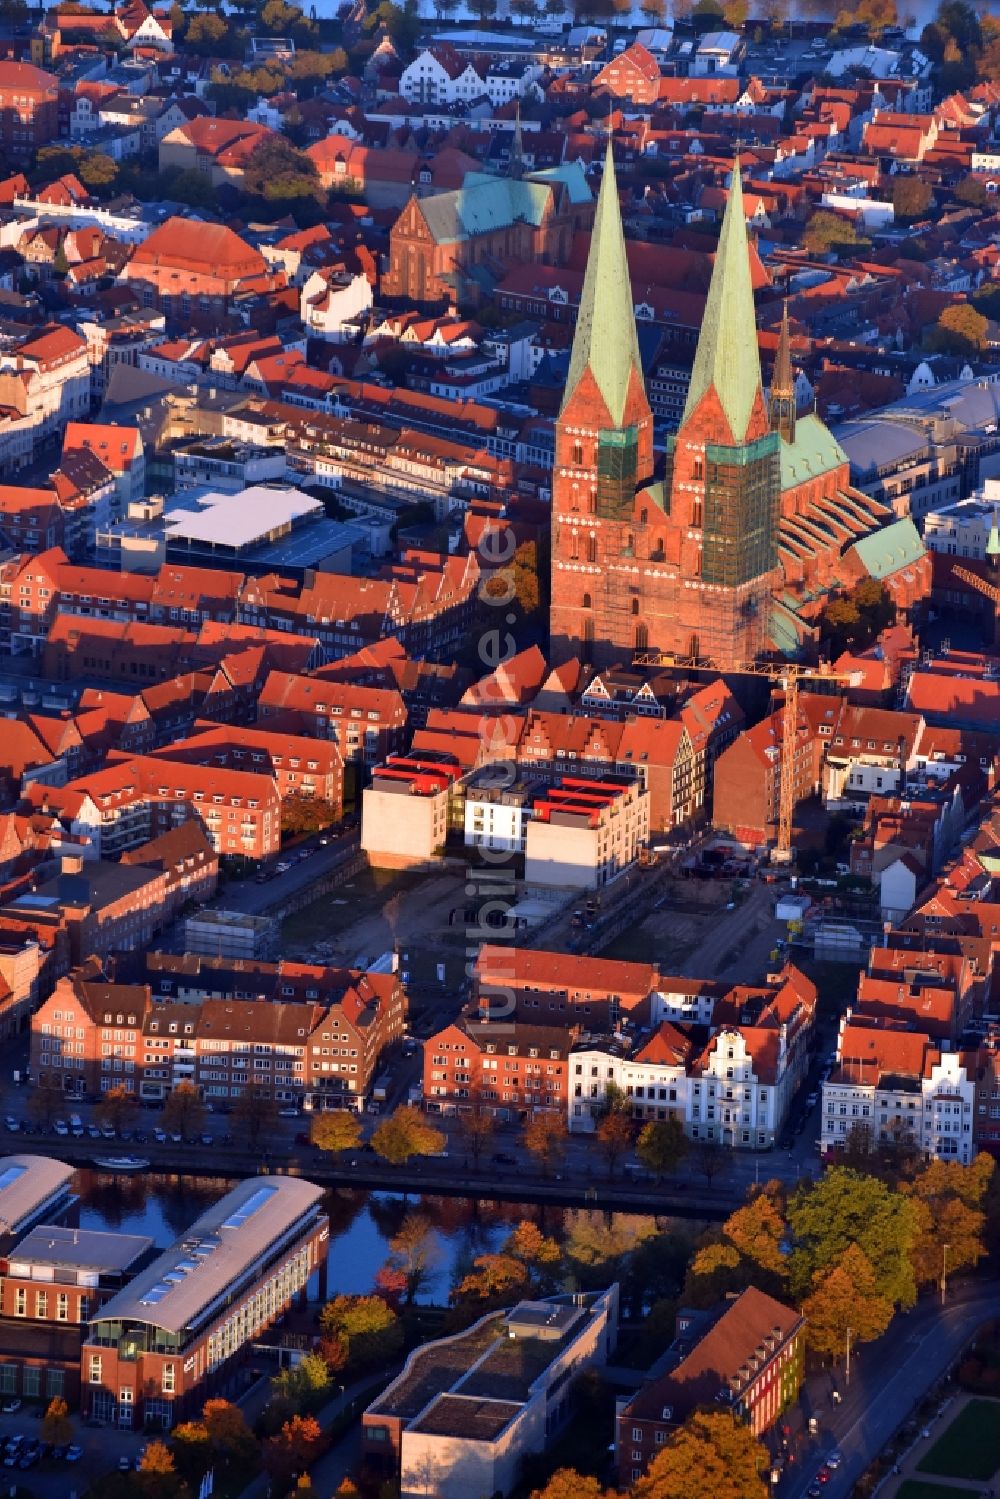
[923,482,1000,561]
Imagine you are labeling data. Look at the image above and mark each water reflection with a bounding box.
[72,1169,698,1306]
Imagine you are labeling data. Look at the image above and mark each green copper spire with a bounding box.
[987,509,1000,563]
[682,158,762,442]
[561,141,643,426]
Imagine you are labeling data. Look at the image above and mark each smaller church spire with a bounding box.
[770,300,796,444]
[508,102,525,179]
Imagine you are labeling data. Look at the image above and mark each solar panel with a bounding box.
[0,1165,27,1193]
[139,1284,170,1305]
[221,1184,277,1230]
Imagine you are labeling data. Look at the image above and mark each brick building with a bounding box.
[474,945,655,1029]
[0,1225,153,1408]
[0,62,59,157]
[31,960,406,1108]
[593,42,661,105]
[122,218,285,324]
[422,1019,570,1119]
[382,163,592,309]
[617,1288,804,1486]
[549,154,914,670]
[81,1176,327,1429]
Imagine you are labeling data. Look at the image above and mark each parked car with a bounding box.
[53,1120,68,1136]
[100,1124,116,1139]
[64,1445,83,1462]
[118,1455,132,1471]
[153,1127,166,1143]
[492,1152,516,1166]
[1,1400,21,1414]
[200,1133,214,1146]
[4,1116,17,1132]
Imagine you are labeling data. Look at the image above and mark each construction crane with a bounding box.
[632,651,857,861]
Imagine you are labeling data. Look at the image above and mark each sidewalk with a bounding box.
[237,1368,395,1499]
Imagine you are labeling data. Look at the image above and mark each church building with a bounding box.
[549,149,928,669]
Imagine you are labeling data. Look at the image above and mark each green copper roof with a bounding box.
[420,163,591,246]
[779,412,848,491]
[987,515,1000,559]
[850,517,926,581]
[682,161,762,442]
[560,143,643,426]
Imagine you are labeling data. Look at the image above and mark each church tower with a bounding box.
[769,301,796,445]
[549,142,654,665]
[549,154,782,670]
[661,159,781,666]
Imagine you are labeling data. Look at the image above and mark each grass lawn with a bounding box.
[897,1483,981,1499]
[917,1398,1000,1481]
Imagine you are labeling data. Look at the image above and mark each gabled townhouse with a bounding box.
[30,958,405,1108]
[821,1016,977,1163]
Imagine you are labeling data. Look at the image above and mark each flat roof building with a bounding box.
[363,1288,618,1499]
[0,1156,75,1247]
[81,1175,328,1429]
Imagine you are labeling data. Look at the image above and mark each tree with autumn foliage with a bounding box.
[264,1414,325,1487]
[522,1111,569,1177]
[503,1219,561,1292]
[595,1109,633,1177]
[901,1153,994,1289]
[371,1105,446,1166]
[163,1080,206,1140]
[685,1191,788,1306]
[452,1251,530,1306]
[97,1082,136,1133]
[529,1471,615,1499]
[311,1109,363,1157]
[137,1439,187,1499]
[633,1410,769,1498]
[319,1293,403,1372]
[384,1212,439,1304]
[41,1396,72,1447]
[802,1242,893,1361]
[458,1105,495,1167]
[926,302,989,356]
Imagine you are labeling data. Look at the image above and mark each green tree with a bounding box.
[892,175,933,221]
[633,1410,768,1498]
[955,174,988,207]
[319,1294,403,1371]
[242,138,320,208]
[233,1083,279,1149]
[97,1083,136,1133]
[787,1166,919,1308]
[41,1397,72,1447]
[163,1081,206,1140]
[184,10,227,51]
[371,1105,446,1166]
[522,1111,569,1177]
[271,1352,331,1412]
[636,1118,688,1179]
[802,209,865,255]
[78,151,117,193]
[311,1110,362,1156]
[801,1242,893,1360]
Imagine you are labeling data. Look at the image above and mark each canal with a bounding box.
[73,1168,703,1304]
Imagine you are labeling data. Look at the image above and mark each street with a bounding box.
[780,1282,1000,1499]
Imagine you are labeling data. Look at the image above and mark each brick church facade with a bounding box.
[550,151,928,670]
[382,159,593,309]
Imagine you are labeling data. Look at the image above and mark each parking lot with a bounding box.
[0,1409,148,1498]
